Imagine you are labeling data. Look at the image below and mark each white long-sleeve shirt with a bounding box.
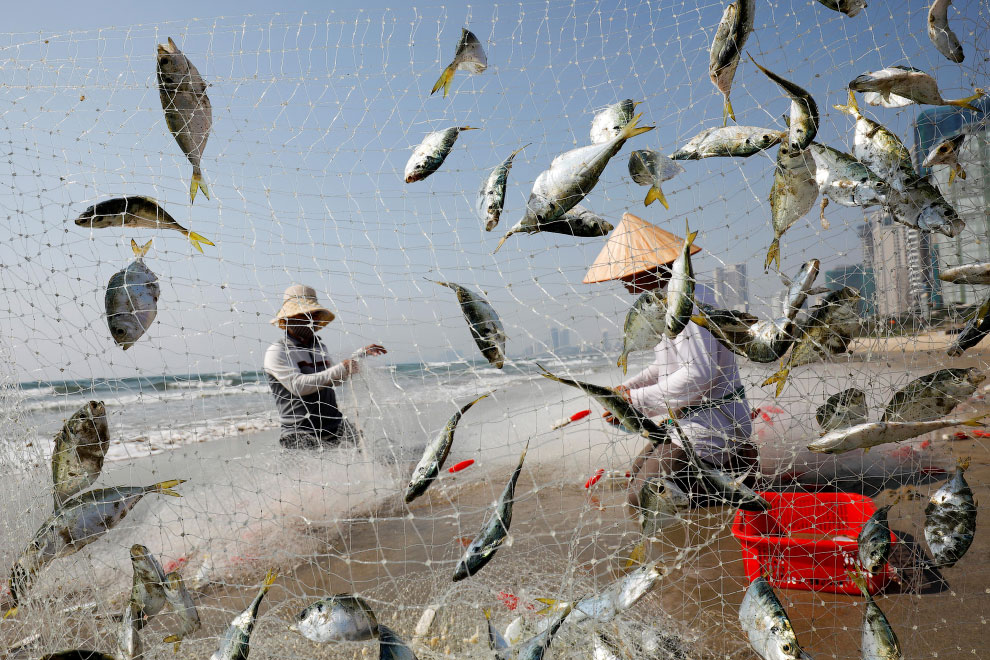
[622,286,752,463]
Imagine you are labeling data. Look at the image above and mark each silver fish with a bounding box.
[517,115,652,230]
[833,91,916,192]
[506,605,571,660]
[483,607,509,654]
[429,280,506,368]
[850,573,902,660]
[8,480,184,607]
[922,133,967,184]
[405,127,480,183]
[162,571,201,651]
[51,401,109,508]
[116,608,143,660]
[948,292,990,356]
[379,624,417,660]
[627,149,684,209]
[291,594,379,642]
[849,66,982,109]
[928,0,964,63]
[478,145,530,232]
[74,196,214,253]
[405,392,491,503]
[453,443,528,581]
[129,544,167,628]
[431,28,487,98]
[888,178,964,237]
[808,414,986,454]
[671,126,785,160]
[816,388,868,432]
[939,261,990,285]
[766,142,818,271]
[739,577,813,660]
[105,239,160,350]
[749,57,819,152]
[663,219,697,339]
[592,630,627,660]
[157,38,212,203]
[814,0,866,16]
[591,100,639,144]
[809,143,889,222]
[925,458,977,568]
[709,0,755,124]
[494,204,613,252]
[637,477,690,538]
[210,570,277,660]
[617,290,667,374]
[858,505,893,574]
[883,368,985,422]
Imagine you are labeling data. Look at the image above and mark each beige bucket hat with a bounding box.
[583,212,701,284]
[271,284,336,328]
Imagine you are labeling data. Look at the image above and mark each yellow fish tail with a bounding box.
[190,169,209,203]
[149,479,186,497]
[765,238,780,272]
[431,64,456,98]
[644,185,668,209]
[185,230,215,253]
[761,366,790,398]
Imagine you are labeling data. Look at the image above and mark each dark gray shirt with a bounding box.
[263,334,350,437]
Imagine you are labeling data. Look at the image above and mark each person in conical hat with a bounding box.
[584,213,757,510]
[263,284,387,449]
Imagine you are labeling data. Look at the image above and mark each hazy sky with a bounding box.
[0,0,987,381]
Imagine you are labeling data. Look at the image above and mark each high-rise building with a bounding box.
[712,263,749,311]
[825,264,875,316]
[869,210,932,318]
[559,329,570,348]
[550,327,560,350]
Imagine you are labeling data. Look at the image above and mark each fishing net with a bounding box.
[1,2,989,659]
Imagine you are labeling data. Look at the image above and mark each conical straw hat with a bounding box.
[271,284,336,328]
[583,213,701,284]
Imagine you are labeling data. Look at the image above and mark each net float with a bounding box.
[551,409,592,430]
[585,468,605,489]
[448,459,475,473]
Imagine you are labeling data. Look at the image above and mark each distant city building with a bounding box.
[560,329,570,348]
[712,263,749,311]
[550,327,559,350]
[825,264,875,316]
[869,210,932,318]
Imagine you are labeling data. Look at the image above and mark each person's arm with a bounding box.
[626,325,718,417]
[264,343,352,397]
[622,361,661,390]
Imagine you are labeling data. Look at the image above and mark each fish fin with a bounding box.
[946,89,984,111]
[189,170,209,203]
[832,89,859,118]
[431,64,456,97]
[185,231,214,253]
[624,539,647,569]
[959,456,971,470]
[684,218,697,246]
[722,97,735,126]
[464,391,493,410]
[764,239,780,272]
[533,598,559,615]
[863,447,870,454]
[644,185,668,209]
[690,314,708,328]
[459,126,481,132]
[957,166,967,180]
[948,168,957,185]
[131,238,153,258]
[493,233,510,253]
[617,352,628,374]
[3,606,17,619]
[163,635,180,644]
[820,197,830,230]
[961,413,989,427]
[168,37,178,50]
[261,569,278,590]
[847,571,871,598]
[618,113,655,141]
[149,479,186,497]
[761,366,790,398]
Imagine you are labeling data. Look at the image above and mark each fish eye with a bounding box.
[782,643,792,653]
[158,56,169,67]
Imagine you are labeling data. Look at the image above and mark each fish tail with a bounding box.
[618,113,655,140]
[425,277,452,290]
[689,314,708,328]
[482,607,492,620]
[847,571,872,599]
[684,218,697,246]
[533,598,559,615]
[459,126,481,132]
[961,413,989,427]
[492,234,510,253]
[509,143,532,160]
[644,185,668,209]
[148,479,186,497]
[617,352,628,374]
[946,88,984,111]
[764,239,780,272]
[623,539,647,569]
[261,568,278,589]
[131,238,153,258]
[832,89,859,117]
[536,363,562,384]
[723,96,735,126]
[464,391,493,411]
[185,230,215,253]
[162,634,180,647]
[3,606,17,619]
[761,366,790,398]
[189,168,209,203]
[958,456,971,470]
[431,64,456,98]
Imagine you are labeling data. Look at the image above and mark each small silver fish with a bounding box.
[886,177,964,238]
[291,594,379,642]
[928,0,964,63]
[483,607,509,655]
[210,570,277,660]
[922,133,967,184]
[129,544,168,628]
[638,477,690,538]
[833,91,916,192]
[627,149,684,209]
[105,239,160,350]
[157,38,212,203]
[850,573,902,660]
[494,204,613,253]
[162,571,201,651]
[74,196,214,253]
[591,100,639,144]
[478,145,530,232]
[429,280,506,368]
[816,388,868,433]
[663,219,697,339]
[453,443,528,581]
[51,401,109,508]
[766,142,818,271]
[671,126,785,160]
[116,608,143,660]
[617,291,667,374]
[808,414,986,454]
[405,392,491,503]
[379,624,417,660]
[431,28,487,98]
[506,605,571,660]
[748,57,819,152]
[948,293,990,357]
[858,505,893,574]
[814,0,866,16]
[809,143,889,221]
[709,0,755,124]
[739,577,813,660]
[849,66,982,109]
[883,368,985,422]
[405,127,480,183]
[939,261,990,285]
[925,458,977,568]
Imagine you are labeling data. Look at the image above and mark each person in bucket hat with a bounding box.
[263,284,386,449]
[584,213,756,510]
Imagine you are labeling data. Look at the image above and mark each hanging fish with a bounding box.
[671,126,785,160]
[627,149,685,209]
[483,607,509,656]
[858,505,893,574]
[116,608,143,660]
[833,91,917,192]
[709,0,756,124]
[928,0,964,64]
[379,625,417,660]
[883,368,985,423]
[503,605,571,660]
[922,133,967,184]
[663,219,697,339]
[105,239,160,350]
[478,145,530,232]
[766,142,818,271]
[738,577,813,660]
[849,573,903,660]
[405,127,480,183]
[74,196,214,253]
[157,38,212,203]
[591,100,639,144]
[428,280,506,368]
[637,477,690,538]
[816,388,868,433]
[210,570,277,660]
[291,594,379,642]
[886,177,964,238]
[850,67,982,109]
[617,290,667,374]
[453,442,528,581]
[406,392,491,503]
[129,544,168,628]
[162,571,201,651]
[51,401,110,508]
[494,204,613,252]
[809,143,889,225]
[924,458,977,568]
[431,28,487,98]
[748,56,818,152]
[948,292,990,357]
[939,261,990,285]
[814,0,866,16]
[807,414,986,454]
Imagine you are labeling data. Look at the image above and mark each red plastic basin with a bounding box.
[731,491,896,595]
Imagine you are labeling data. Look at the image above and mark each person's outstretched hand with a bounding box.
[356,344,387,358]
